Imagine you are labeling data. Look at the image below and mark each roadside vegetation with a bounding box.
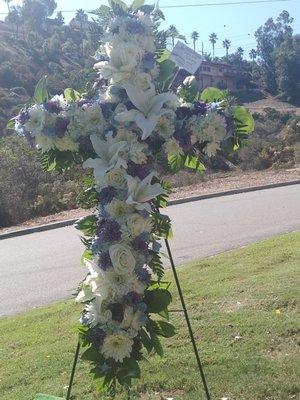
[0,232,299,399]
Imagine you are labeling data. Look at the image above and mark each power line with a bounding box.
[0,0,292,15]
[162,0,291,8]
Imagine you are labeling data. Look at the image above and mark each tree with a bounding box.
[249,49,257,62]
[255,10,294,93]
[222,38,231,58]
[166,25,186,49]
[191,31,199,51]
[75,9,88,30]
[274,35,300,101]
[236,47,244,58]
[20,0,57,30]
[209,33,218,59]
[55,11,64,26]
[5,7,21,37]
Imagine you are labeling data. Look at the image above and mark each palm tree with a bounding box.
[166,25,186,49]
[236,47,244,58]
[75,9,88,30]
[249,48,257,62]
[222,38,231,59]
[191,31,199,51]
[209,33,218,59]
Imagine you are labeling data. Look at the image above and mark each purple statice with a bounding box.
[16,109,29,125]
[44,100,62,114]
[175,106,193,120]
[99,186,116,206]
[78,136,94,154]
[98,251,112,271]
[78,99,92,108]
[108,303,124,323]
[54,116,69,137]
[193,101,208,116]
[99,102,112,119]
[142,53,156,72]
[123,291,143,307]
[145,133,164,155]
[97,219,121,242]
[135,267,152,285]
[173,129,193,153]
[86,326,106,347]
[125,19,145,35]
[127,161,151,181]
[133,234,149,254]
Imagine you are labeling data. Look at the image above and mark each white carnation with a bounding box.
[102,332,133,362]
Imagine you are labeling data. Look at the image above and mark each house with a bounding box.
[196,60,242,91]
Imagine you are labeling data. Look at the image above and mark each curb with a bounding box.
[1,180,299,240]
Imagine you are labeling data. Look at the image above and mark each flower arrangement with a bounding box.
[12,0,254,396]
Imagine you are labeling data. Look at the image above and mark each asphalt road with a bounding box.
[1,184,299,317]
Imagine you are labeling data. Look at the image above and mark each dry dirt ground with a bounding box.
[1,168,299,235]
[243,94,300,116]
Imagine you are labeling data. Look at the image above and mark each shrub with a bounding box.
[0,136,85,227]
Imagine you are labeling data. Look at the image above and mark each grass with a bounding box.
[0,232,299,400]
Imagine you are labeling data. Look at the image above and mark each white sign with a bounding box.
[170,41,203,75]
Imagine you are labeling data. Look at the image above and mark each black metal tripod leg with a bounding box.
[66,341,81,400]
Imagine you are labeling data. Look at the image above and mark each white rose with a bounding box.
[126,214,153,237]
[109,244,136,274]
[136,73,153,91]
[106,168,127,189]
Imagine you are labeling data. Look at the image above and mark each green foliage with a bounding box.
[0,136,85,227]
[168,153,205,173]
[33,76,49,103]
[64,88,81,102]
[231,106,255,136]
[75,215,98,237]
[156,59,176,93]
[40,150,79,173]
[200,87,227,103]
[148,252,165,281]
[144,288,172,313]
[131,0,145,11]
[151,212,173,239]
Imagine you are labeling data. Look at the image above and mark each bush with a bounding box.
[0,136,85,227]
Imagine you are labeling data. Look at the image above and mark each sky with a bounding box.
[0,0,299,58]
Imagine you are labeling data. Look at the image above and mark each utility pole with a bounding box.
[201,41,204,56]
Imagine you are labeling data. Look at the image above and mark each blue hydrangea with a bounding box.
[97,219,121,242]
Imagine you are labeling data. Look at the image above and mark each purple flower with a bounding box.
[123,291,143,307]
[97,219,121,242]
[16,110,29,125]
[173,129,193,153]
[225,114,235,134]
[193,101,208,116]
[54,116,69,137]
[44,100,62,114]
[175,106,193,120]
[142,53,156,71]
[135,267,151,285]
[125,19,145,35]
[133,234,149,253]
[99,186,116,206]
[98,251,112,271]
[108,303,124,323]
[86,326,106,347]
[145,133,164,154]
[127,162,151,180]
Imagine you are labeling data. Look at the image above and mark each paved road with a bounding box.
[1,185,299,316]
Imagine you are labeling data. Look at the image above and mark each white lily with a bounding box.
[83,133,127,181]
[115,83,178,140]
[126,173,166,211]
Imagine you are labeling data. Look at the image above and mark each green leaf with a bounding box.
[144,288,172,313]
[36,395,65,400]
[75,215,97,237]
[64,88,81,102]
[139,4,155,14]
[6,118,16,130]
[184,155,205,172]
[156,49,171,63]
[158,308,170,320]
[81,249,94,265]
[34,76,49,103]
[81,346,100,363]
[140,328,153,353]
[231,106,255,135]
[200,87,226,103]
[150,332,164,357]
[119,357,141,380]
[131,0,145,11]
[152,212,173,239]
[149,320,176,338]
[148,252,165,281]
[157,59,176,91]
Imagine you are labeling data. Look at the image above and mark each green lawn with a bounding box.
[0,233,299,400]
